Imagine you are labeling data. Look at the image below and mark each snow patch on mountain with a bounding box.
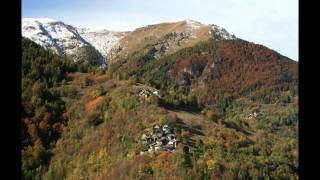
[211,24,236,40]
[184,20,236,40]
[185,19,202,30]
[184,20,204,38]
[22,18,90,56]
[183,19,236,40]
[22,18,237,66]
[78,28,126,58]
[22,18,129,66]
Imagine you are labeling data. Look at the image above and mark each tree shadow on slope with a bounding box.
[158,98,202,114]
[220,120,252,136]
[168,118,205,151]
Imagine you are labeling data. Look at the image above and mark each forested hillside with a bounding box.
[22,37,298,179]
[22,38,80,179]
[110,39,297,112]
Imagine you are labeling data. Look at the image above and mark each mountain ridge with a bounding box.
[22,18,239,66]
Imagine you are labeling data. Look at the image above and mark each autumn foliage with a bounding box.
[85,96,106,112]
[22,37,298,179]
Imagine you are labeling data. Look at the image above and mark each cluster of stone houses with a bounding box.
[247,111,263,119]
[137,89,160,98]
[140,124,178,154]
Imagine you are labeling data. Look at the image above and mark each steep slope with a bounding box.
[22,18,91,57]
[41,38,298,180]
[77,28,128,58]
[21,38,78,179]
[110,38,298,112]
[109,20,236,62]
[21,20,298,180]
[22,19,237,67]
[22,18,107,66]
[21,45,298,180]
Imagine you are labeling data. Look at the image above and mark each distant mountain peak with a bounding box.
[21,18,128,67]
[22,18,237,66]
[184,19,203,30]
[182,19,236,39]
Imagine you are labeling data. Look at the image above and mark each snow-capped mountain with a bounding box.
[22,18,236,65]
[77,28,128,58]
[185,19,235,40]
[22,18,91,57]
[22,18,125,66]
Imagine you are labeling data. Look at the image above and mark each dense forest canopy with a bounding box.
[22,38,79,179]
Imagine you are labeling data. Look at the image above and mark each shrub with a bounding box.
[282,95,291,104]
[157,116,168,125]
[86,112,103,126]
[91,85,105,98]
[116,95,138,111]
[103,111,111,122]
[207,159,218,170]
[60,86,78,99]
[84,77,93,86]
[95,67,105,75]
[205,109,219,123]
[147,95,159,104]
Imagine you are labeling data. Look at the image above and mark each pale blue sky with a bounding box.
[22,0,298,60]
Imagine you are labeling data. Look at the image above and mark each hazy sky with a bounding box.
[22,0,298,60]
